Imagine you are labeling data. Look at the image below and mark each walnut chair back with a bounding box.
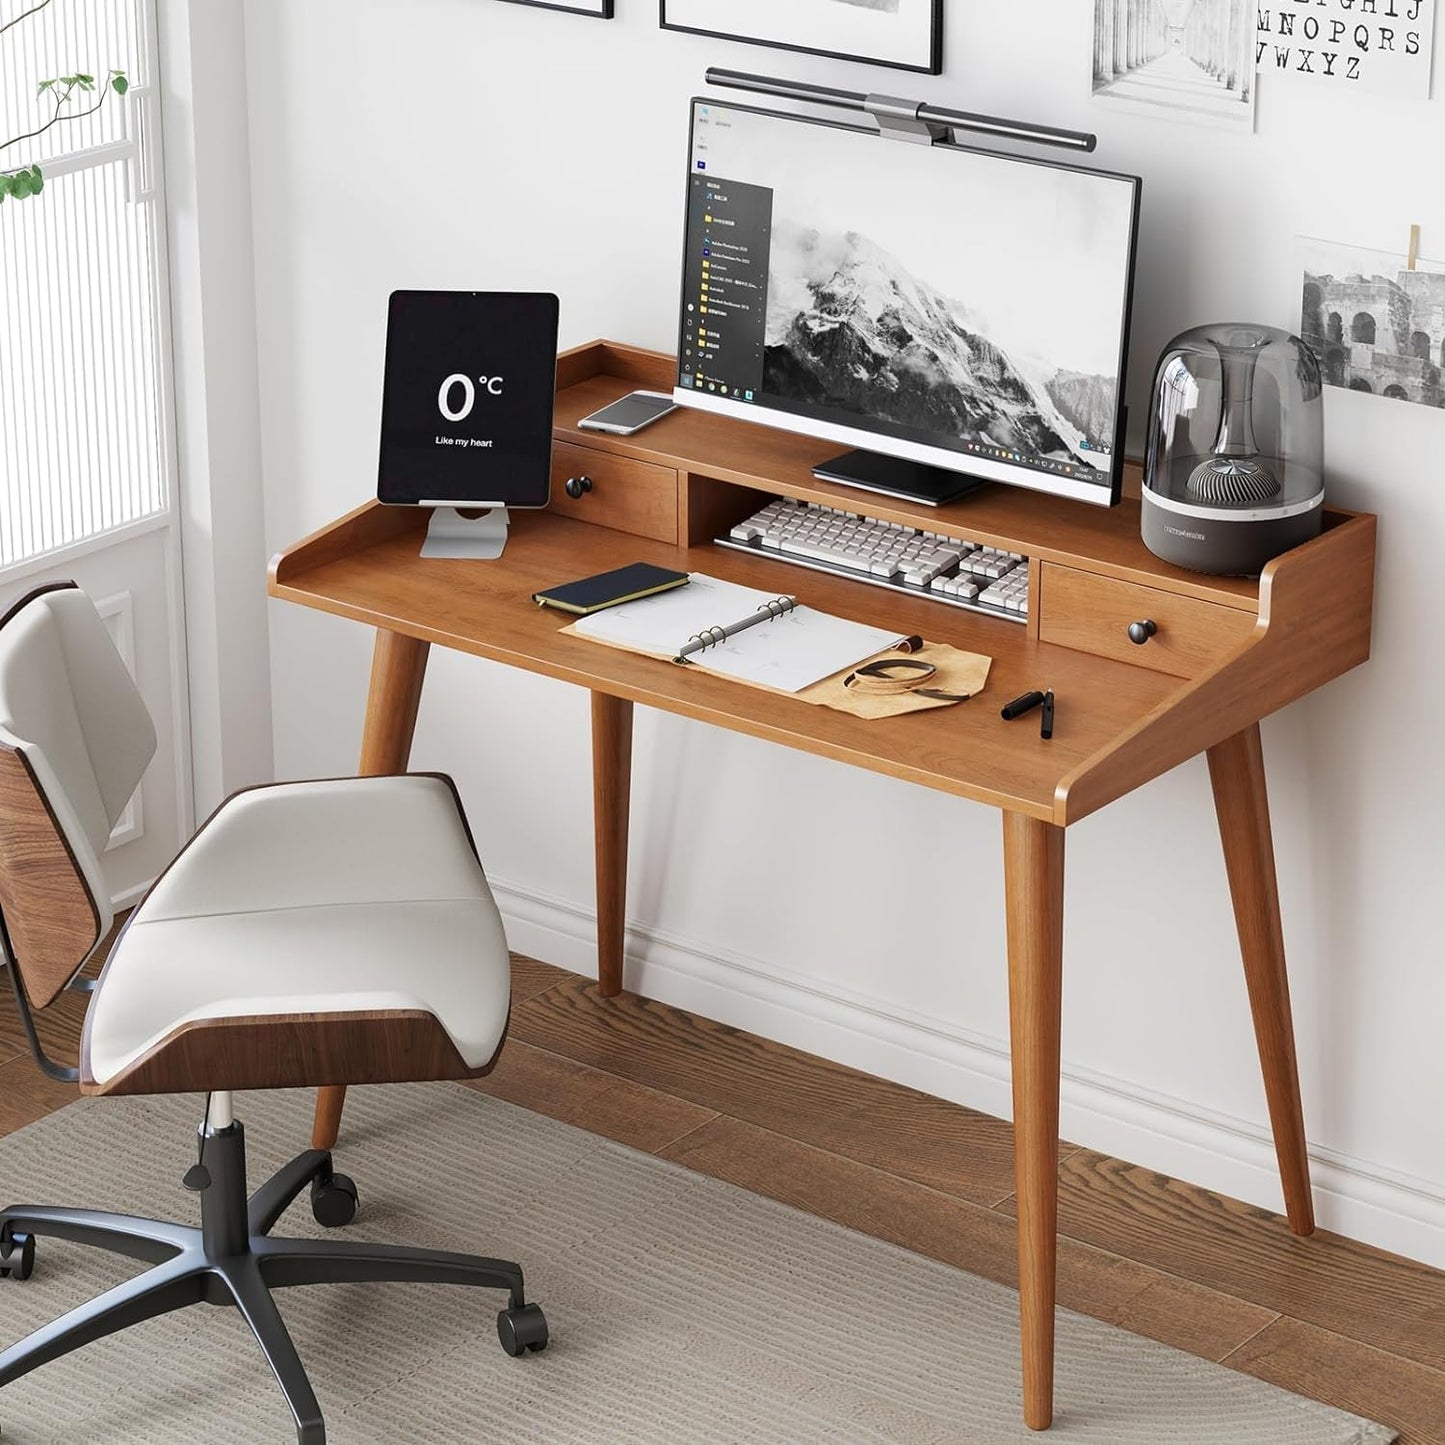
[0,583,156,1011]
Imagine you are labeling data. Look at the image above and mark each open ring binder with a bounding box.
[568,572,913,695]
[675,595,798,662]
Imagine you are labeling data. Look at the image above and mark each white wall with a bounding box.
[160,0,274,814]
[242,0,1445,1266]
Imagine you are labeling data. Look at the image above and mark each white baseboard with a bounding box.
[494,874,1445,1272]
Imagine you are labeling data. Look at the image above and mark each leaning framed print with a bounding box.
[660,0,942,74]
[501,0,613,17]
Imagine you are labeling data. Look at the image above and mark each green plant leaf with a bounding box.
[10,171,29,199]
[37,78,55,93]
[76,73,94,84]
[112,73,128,94]
[30,166,43,193]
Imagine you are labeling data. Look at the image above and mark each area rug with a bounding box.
[0,1083,1396,1443]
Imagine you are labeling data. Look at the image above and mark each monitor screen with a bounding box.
[674,102,1140,505]
[377,290,559,509]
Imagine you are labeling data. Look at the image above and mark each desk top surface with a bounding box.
[273,502,1189,823]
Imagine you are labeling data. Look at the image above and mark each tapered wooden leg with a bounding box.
[1003,811,1065,1432]
[1207,723,1315,1236]
[311,629,431,1151]
[591,692,632,998]
[357,630,431,776]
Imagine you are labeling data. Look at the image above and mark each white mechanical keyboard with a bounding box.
[716,499,1030,623]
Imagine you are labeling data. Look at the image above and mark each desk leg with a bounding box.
[1004,812,1065,1432]
[591,693,632,998]
[311,629,431,1152]
[1207,724,1315,1236]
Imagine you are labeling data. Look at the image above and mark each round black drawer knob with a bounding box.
[1128,619,1158,645]
[564,475,593,500]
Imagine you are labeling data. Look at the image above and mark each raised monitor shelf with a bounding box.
[553,341,1269,606]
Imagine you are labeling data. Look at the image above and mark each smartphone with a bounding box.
[577,390,678,435]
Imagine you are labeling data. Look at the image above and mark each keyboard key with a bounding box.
[901,548,966,586]
[780,537,876,572]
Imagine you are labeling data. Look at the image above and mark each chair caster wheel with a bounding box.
[497,1302,548,1356]
[310,1173,358,1228]
[0,1228,35,1281]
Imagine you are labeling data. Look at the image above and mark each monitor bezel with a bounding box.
[672,98,1142,508]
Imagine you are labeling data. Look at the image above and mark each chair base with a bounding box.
[0,1118,546,1444]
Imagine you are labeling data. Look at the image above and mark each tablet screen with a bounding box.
[377,291,559,508]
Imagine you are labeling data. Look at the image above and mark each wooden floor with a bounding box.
[4,951,1443,1442]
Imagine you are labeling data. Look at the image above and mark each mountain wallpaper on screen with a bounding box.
[762,222,1116,466]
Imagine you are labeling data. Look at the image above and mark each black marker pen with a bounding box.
[1040,690,1055,740]
[1001,690,1046,720]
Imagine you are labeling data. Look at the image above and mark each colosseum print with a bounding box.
[1300,242,1445,410]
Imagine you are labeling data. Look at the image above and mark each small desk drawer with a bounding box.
[549,442,679,545]
[1038,564,1255,678]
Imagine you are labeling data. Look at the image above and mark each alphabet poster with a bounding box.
[1257,1,1435,96]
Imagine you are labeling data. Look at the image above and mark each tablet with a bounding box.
[377,290,560,508]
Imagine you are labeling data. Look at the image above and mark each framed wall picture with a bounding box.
[500,0,613,16]
[660,0,943,74]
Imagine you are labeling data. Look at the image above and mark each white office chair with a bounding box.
[0,582,548,1444]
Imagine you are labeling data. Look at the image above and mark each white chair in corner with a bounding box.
[0,582,548,1445]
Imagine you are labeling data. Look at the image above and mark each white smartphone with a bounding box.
[577,390,678,435]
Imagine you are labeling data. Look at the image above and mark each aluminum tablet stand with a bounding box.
[420,506,510,560]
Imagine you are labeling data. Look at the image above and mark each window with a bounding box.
[0,0,168,570]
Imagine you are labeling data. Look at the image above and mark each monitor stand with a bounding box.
[420,507,510,560]
[812,450,986,508]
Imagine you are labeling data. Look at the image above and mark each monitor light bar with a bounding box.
[703,68,1097,154]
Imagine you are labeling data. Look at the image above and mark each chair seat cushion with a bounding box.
[83,776,511,1088]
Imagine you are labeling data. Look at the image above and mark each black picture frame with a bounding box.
[499,0,613,17]
[660,0,942,75]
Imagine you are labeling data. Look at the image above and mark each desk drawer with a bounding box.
[549,442,679,545]
[1038,564,1255,677]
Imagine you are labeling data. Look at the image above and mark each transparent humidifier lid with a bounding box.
[1146,323,1324,511]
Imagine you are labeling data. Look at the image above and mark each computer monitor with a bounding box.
[673,101,1141,507]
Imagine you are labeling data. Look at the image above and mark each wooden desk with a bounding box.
[269,340,1377,1430]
